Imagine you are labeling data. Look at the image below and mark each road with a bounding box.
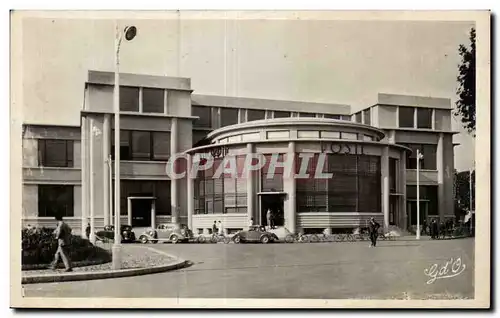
[23,238,474,299]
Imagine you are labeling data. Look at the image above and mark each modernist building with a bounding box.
[21,71,457,235]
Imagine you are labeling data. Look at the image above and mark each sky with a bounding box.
[18,13,476,171]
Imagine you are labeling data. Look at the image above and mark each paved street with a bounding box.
[22,238,474,299]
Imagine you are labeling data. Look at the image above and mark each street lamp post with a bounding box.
[416,149,424,240]
[112,23,137,270]
[469,167,474,234]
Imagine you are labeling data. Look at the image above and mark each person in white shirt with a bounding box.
[218,220,224,236]
[248,217,254,229]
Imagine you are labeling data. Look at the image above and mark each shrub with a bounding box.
[22,227,111,266]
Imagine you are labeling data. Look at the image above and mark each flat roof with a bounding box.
[191,94,352,115]
[87,70,192,91]
[354,93,453,113]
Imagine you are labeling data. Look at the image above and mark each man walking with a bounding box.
[50,214,73,272]
[368,217,380,248]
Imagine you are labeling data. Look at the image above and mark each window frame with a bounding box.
[38,185,74,217]
[38,139,74,168]
[398,107,415,128]
[111,129,171,161]
[142,87,165,114]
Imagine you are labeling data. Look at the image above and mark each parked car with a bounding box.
[138,223,193,244]
[231,225,279,244]
[95,225,136,243]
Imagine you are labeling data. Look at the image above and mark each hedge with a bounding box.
[22,227,111,267]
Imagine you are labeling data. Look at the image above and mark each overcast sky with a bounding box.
[19,14,475,171]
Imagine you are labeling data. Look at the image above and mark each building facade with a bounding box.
[21,71,457,235]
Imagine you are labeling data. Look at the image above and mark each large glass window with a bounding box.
[142,88,164,113]
[192,106,212,128]
[389,158,398,193]
[363,109,371,125]
[296,155,327,212]
[192,130,208,146]
[111,130,171,161]
[220,108,239,127]
[398,107,415,128]
[274,111,290,118]
[298,112,316,118]
[38,185,74,217]
[194,156,247,214]
[402,143,437,170]
[417,108,432,129]
[261,154,285,192]
[355,112,362,123]
[120,86,140,112]
[407,185,438,217]
[324,114,341,120]
[247,109,266,122]
[38,139,74,167]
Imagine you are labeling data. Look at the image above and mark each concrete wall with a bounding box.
[168,90,192,117]
[22,185,38,218]
[377,93,451,109]
[22,138,38,167]
[435,109,452,131]
[442,134,455,217]
[395,131,440,144]
[377,105,397,128]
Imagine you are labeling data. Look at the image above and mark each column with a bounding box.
[127,197,132,226]
[170,118,179,224]
[151,200,156,229]
[187,154,194,230]
[286,141,296,233]
[103,114,110,226]
[246,143,254,225]
[400,150,407,228]
[381,146,389,229]
[81,117,88,238]
[437,132,445,221]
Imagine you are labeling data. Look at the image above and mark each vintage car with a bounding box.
[138,223,193,244]
[95,225,136,243]
[231,225,279,244]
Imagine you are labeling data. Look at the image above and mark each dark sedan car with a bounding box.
[231,225,279,244]
[95,225,136,243]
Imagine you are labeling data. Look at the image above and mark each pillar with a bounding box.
[127,197,132,226]
[246,143,254,225]
[400,150,407,228]
[170,118,179,224]
[437,132,445,222]
[381,146,389,229]
[89,118,96,244]
[187,154,194,230]
[103,114,110,227]
[151,200,156,229]
[81,117,88,238]
[286,141,296,233]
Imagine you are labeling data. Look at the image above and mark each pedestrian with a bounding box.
[50,214,73,272]
[218,220,224,236]
[266,208,272,230]
[212,220,217,235]
[430,219,438,239]
[368,217,380,247]
[422,219,428,236]
[248,217,254,229]
[85,222,91,239]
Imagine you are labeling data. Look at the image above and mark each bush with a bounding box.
[22,227,111,266]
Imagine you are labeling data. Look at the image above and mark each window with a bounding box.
[142,88,164,113]
[120,86,140,112]
[341,132,358,140]
[324,114,341,120]
[152,132,170,160]
[247,109,265,122]
[111,130,171,161]
[355,112,362,123]
[389,158,398,192]
[192,130,208,146]
[298,112,316,118]
[220,108,238,127]
[363,109,371,125]
[417,108,432,129]
[402,143,437,170]
[407,185,438,216]
[194,156,248,214]
[274,111,290,118]
[296,155,327,212]
[114,181,171,216]
[192,106,212,128]
[261,154,285,192]
[38,140,74,167]
[399,107,415,128]
[38,185,74,217]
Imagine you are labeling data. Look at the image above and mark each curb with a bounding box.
[21,250,189,285]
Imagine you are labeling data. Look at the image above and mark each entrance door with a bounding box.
[407,200,428,227]
[389,196,398,225]
[131,199,152,227]
[260,194,285,227]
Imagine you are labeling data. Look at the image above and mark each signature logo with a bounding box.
[424,257,466,284]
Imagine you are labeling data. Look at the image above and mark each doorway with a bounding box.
[406,200,429,227]
[260,193,285,227]
[131,198,153,227]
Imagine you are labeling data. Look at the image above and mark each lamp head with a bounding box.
[124,26,137,41]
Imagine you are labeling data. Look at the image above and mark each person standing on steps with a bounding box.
[368,217,380,248]
[266,208,272,231]
[248,217,254,229]
[50,214,73,272]
[212,220,218,235]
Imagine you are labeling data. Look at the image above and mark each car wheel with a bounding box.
[260,236,270,244]
[170,235,179,244]
[197,236,206,243]
[285,235,294,243]
[139,235,149,244]
[234,236,241,244]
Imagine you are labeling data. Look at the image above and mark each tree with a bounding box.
[454,169,475,215]
[455,27,476,135]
